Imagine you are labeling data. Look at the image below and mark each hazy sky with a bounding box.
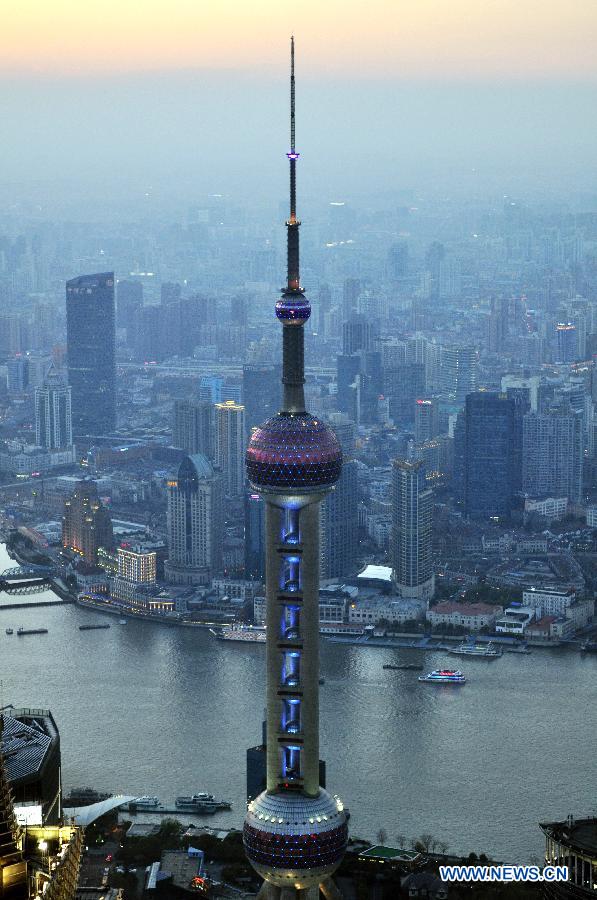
[3,0,597,78]
[2,1,597,208]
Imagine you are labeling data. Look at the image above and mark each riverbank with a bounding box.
[76,593,219,629]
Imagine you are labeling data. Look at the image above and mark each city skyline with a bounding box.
[1,8,597,895]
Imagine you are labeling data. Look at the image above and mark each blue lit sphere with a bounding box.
[275,291,311,324]
[243,789,348,889]
[246,413,342,495]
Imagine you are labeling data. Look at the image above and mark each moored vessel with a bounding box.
[129,796,160,808]
[581,641,597,653]
[213,625,266,643]
[418,669,466,684]
[449,640,501,658]
[79,623,111,630]
[17,627,48,636]
[175,793,231,813]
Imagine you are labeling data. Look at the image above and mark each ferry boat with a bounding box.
[213,625,266,643]
[449,640,501,658]
[17,627,48,636]
[175,793,231,813]
[129,796,160,808]
[418,669,466,684]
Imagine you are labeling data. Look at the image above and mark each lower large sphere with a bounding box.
[243,789,348,889]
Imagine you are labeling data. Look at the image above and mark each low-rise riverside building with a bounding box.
[426,601,502,632]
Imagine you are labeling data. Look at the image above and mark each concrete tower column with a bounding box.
[299,500,321,796]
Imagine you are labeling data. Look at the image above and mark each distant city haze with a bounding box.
[1,1,597,204]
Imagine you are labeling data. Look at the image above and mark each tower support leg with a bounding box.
[319,877,344,899]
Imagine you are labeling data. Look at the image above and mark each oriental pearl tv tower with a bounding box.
[243,37,348,900]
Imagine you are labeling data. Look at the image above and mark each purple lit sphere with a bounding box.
[246,413,342,494]
[275,292,311,324]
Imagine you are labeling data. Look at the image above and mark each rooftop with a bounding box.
[0,709,57,782]
[430,601,497,616]
[357,564,393,583]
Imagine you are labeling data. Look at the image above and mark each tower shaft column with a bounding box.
[265,502,283,792]
[299,501,320,796]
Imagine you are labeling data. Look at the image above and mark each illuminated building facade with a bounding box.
[117,546,157,583]
[243,40,348,899]
[165,454,223,585]
[61,480,113,566]
[66,272,116,436]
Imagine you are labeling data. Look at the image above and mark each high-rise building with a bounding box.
[244,491,266,582]
[116,279,143,333]
[414,398,439,444]
[61,480,113,566]
[117,545,157,583]
[243,42,348,897]
[66,272,116,436]
[34,365,72,450]
[242,365,281,438]
[463,392,521,521]
[215,400,245,497]
[556,323,577,364]
[172,399,213,458]
[392,459,434,600]
[165,454,223,585]
[6,357,28,397]
[320,458,359,580]
[112,544,158,604]
[522,404,583,504]
[387,241,409,278]
[440,345,477,402]
[488,297,509,352]
[342,314,372,355]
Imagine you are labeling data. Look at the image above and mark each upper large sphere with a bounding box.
[246,413,342,495]
[243,789,348,889]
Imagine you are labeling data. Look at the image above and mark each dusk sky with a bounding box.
[2,1,597,206]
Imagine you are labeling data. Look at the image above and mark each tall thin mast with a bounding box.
[286,35,300,289]
[278,36,309,415]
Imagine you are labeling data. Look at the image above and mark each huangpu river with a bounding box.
[0,544,595,862]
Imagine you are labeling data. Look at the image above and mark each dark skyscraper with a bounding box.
[320,458,359,579]
[242,364,281,438]
[66,272,116,436]
[244,491,266,581]
[464,392,521,521]
[172,399,213,458]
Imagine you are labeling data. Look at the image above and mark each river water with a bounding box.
[0,544,595,862]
